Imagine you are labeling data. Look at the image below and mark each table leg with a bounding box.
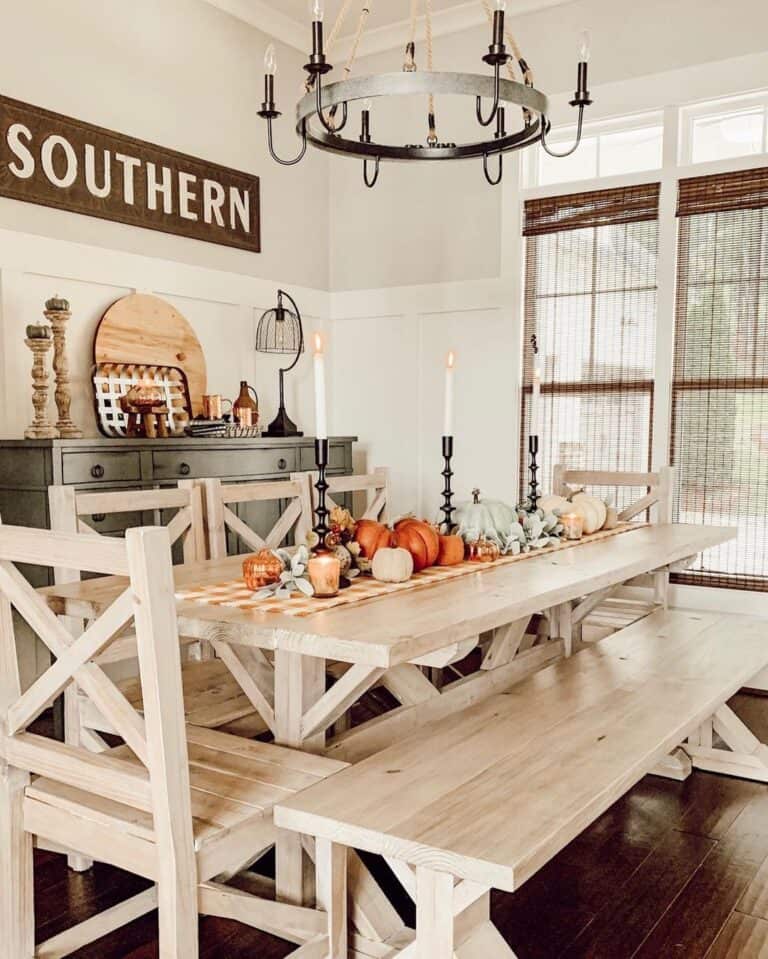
[554,602,574,657]
[274,650,325,906]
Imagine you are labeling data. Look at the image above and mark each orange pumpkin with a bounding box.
[393,519,440,572]
[353,519,393,559]
[437,534,465,566]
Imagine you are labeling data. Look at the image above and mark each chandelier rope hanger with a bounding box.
[257,0,593,188]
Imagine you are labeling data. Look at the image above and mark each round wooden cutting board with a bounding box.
[94,294,207,415]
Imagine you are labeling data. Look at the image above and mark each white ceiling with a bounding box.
[277,0,471,33]
[204,0,570,55]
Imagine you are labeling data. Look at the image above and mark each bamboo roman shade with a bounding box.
[521,184,660,508]
[671,166,768,591]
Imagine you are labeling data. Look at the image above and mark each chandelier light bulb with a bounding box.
[309,0,324,22]
[495,0,507,9]
[578,29,591,63]
[264,43,277,76]
[363,98,373,113]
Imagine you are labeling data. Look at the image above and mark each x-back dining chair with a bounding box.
[48,485,269,783]
[551,464,675,649]
[0,523,344,959]
[203,476,313,559]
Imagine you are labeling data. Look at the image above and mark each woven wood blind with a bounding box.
[521,184,660,509]
[671,166,768,591]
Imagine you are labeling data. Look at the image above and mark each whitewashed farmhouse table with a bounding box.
[41,522,734,950]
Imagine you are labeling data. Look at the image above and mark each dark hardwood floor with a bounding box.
[30,692,768,957]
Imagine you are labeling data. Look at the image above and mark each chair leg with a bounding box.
[0,763,34,959]
[157,872,199,959]
[65,684,93,872]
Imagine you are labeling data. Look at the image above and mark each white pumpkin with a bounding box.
[603,505,619,530]
[572,493,607,534]
[372,546,414,583]
[538,494,570,515]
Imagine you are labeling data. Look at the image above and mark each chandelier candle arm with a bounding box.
[363,157,380,188]
[483,104,506,185]
[541,31,592,158]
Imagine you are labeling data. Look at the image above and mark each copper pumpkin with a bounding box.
[243,549,284,590]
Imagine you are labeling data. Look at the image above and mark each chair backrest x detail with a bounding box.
[0,524,195,896]
[203,477,313,559]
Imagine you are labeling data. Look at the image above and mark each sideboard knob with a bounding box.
[278,458,288,471]
[90,464,105,479]
[179,462,191,476]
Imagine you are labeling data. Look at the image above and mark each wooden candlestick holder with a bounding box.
[44,295,83,439]
[24,329,57,439]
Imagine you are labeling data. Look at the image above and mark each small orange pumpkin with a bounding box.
[353,519,393,559]
[392,519,440,572]
[437,534,465,566]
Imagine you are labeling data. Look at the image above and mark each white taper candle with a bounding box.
[443,351,456,436]
[313,332,328,440]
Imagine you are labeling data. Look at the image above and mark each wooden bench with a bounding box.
[275,608,768,958]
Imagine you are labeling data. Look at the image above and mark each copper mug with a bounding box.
[202,394,232,420]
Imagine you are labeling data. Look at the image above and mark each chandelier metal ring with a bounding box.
[295,71,549,162]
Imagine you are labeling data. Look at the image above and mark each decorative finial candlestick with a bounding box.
[44,295,83,438]
[528,434,540,511]
[440,435,455,532]
[313,437,330,544]
[24,325,57,439]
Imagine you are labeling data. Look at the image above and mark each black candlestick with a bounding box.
[314,437,330,545]
[441,435,455,533]
[528,434,540,511]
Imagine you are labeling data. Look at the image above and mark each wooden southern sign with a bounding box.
[0,95,260,252]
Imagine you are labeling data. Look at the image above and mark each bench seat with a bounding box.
[275,609,768,957]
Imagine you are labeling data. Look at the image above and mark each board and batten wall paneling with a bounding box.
[331,312,420,518]
[329,299,515,520]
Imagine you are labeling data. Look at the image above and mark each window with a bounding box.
[521,184,660,509]
[681,92,768,165]
[671,167,768,591]
[525,113,663,188]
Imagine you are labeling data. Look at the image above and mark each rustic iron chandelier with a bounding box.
[258,0,592,188]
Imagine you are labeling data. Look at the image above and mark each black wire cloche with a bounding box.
[256,289,305,437]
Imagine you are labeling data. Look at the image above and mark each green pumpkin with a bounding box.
[453,489,517,546]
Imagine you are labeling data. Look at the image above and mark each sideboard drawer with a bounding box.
[0,448,47,488]
[299,443,350,473]
[152,448,296,480]
[62,451,142,485]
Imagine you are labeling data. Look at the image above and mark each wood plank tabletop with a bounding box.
[274,609,768,892]
[41,524,735,668]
